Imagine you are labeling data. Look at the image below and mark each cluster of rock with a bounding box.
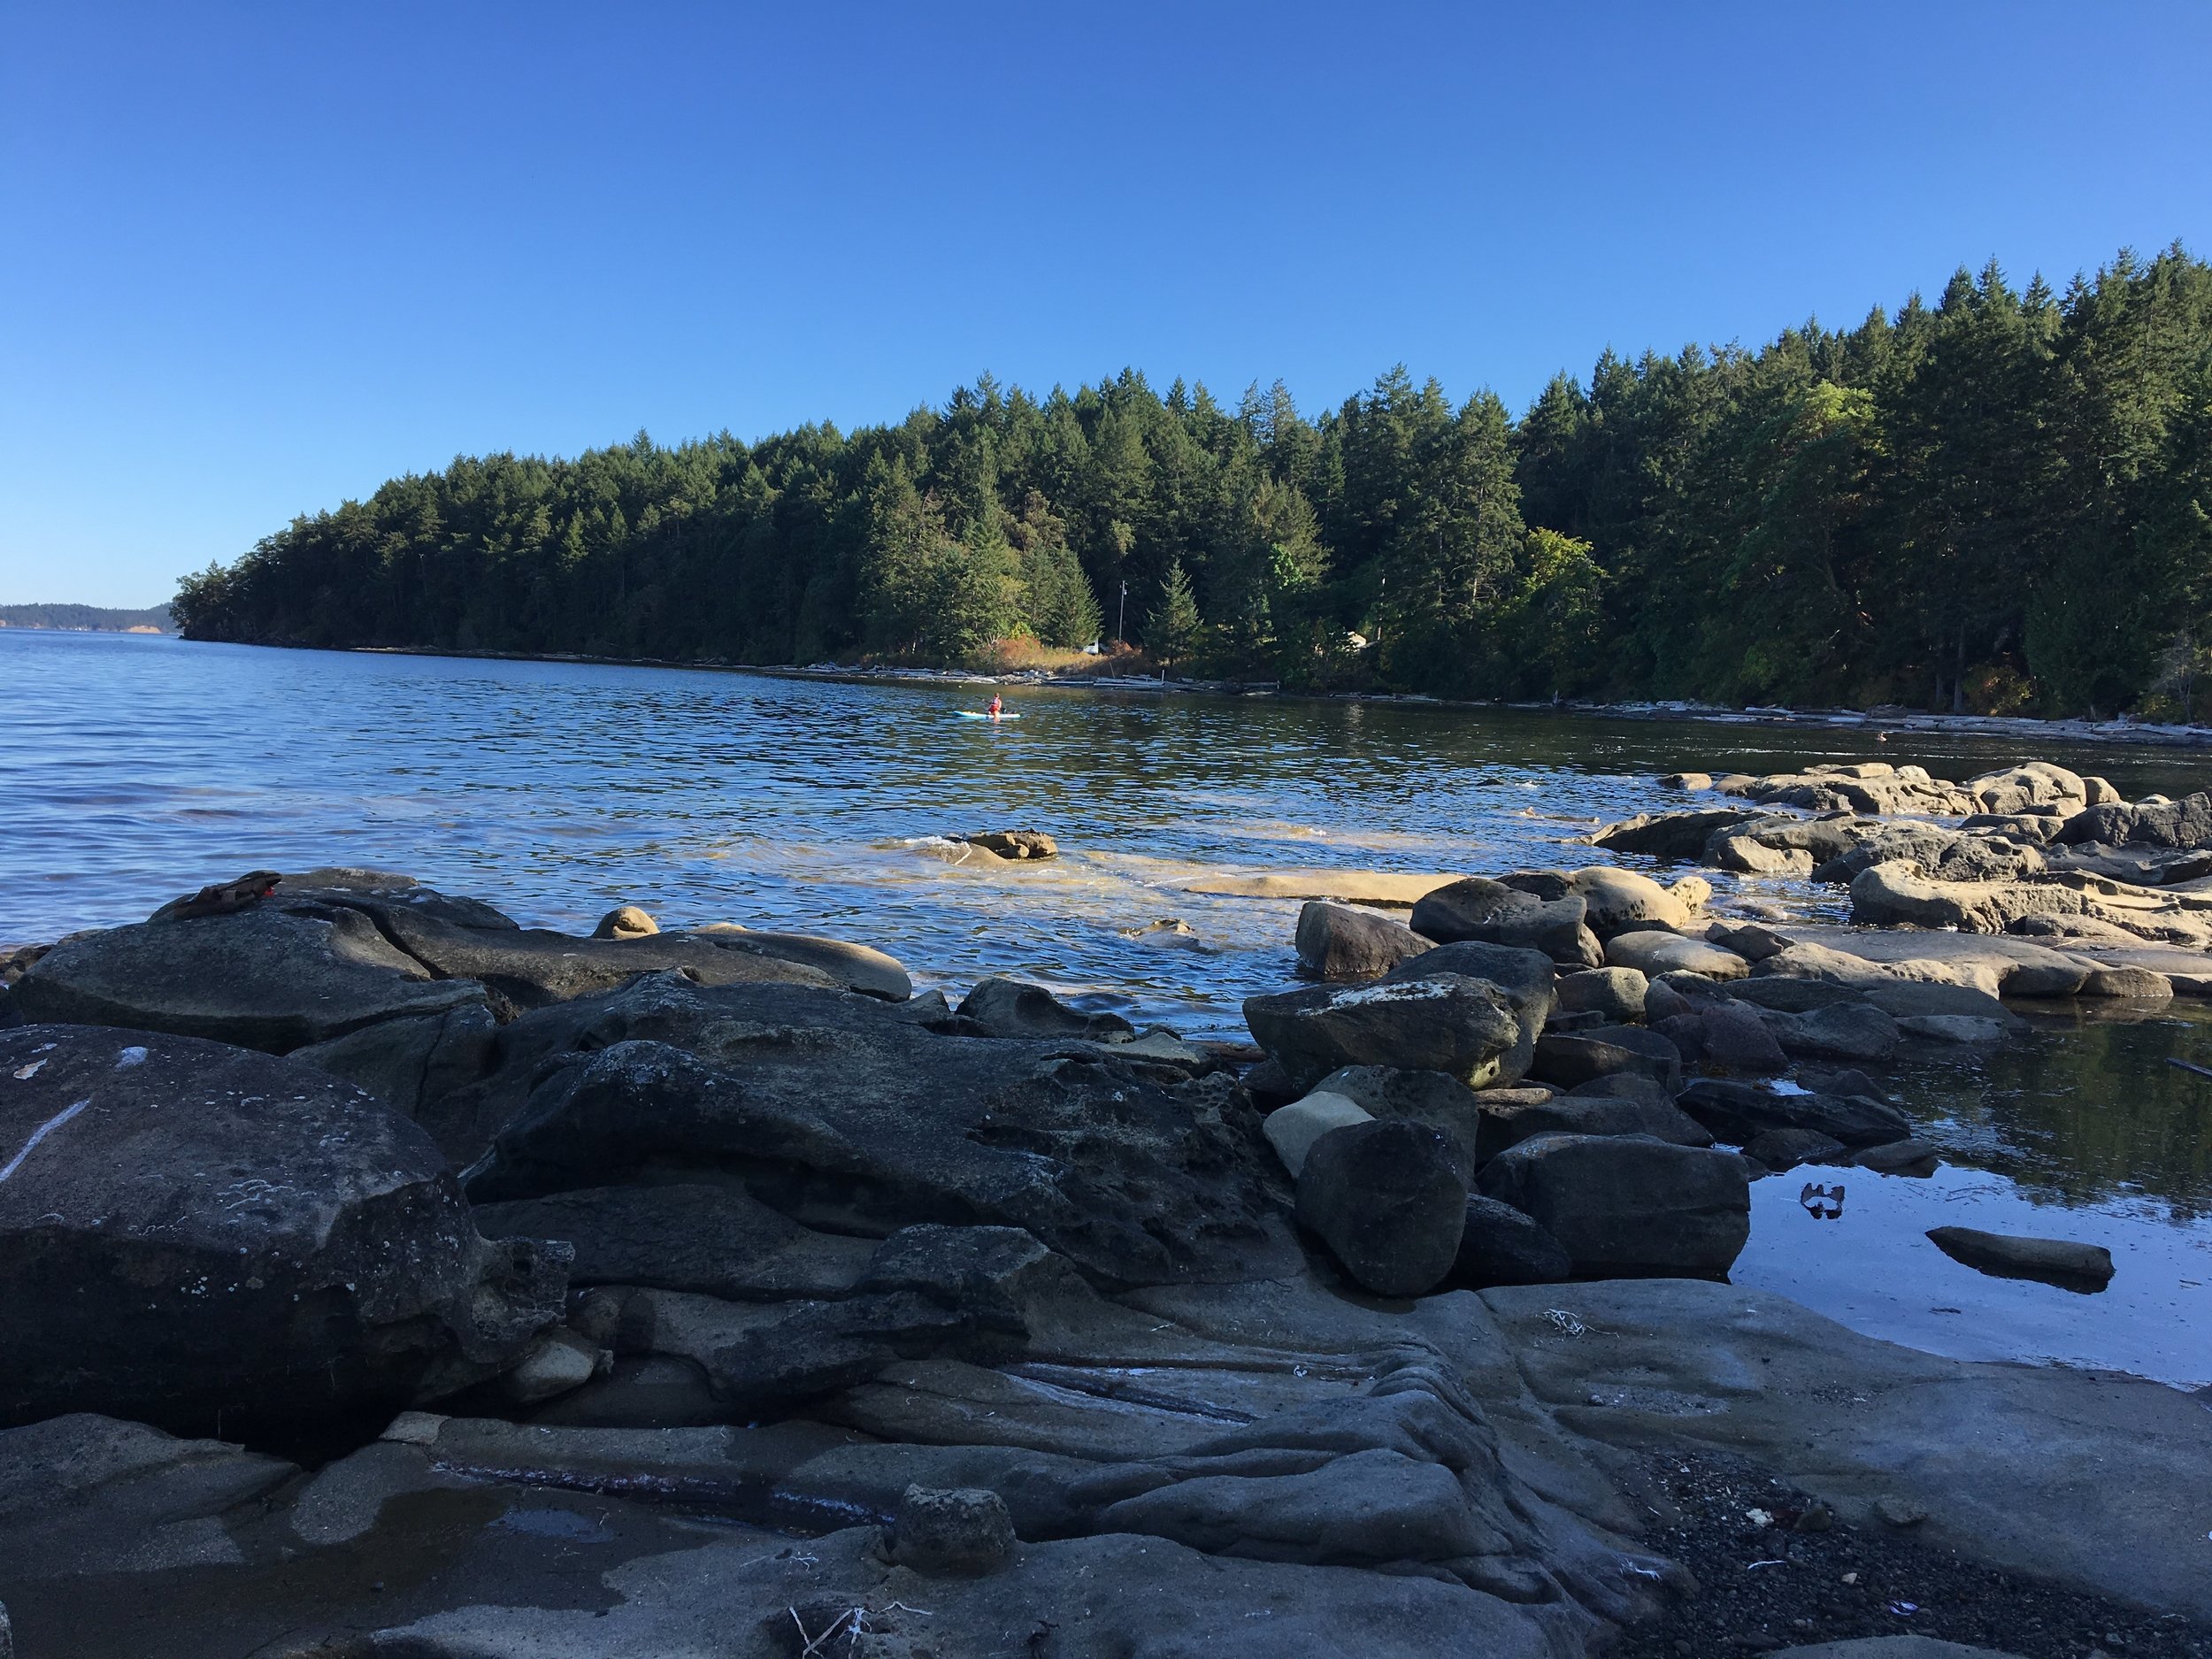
[1256,864,2007,1304]
[2,862,2205,1656]
[1592,761,2212,977]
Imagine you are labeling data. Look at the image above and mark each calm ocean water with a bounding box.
[6,628,2209,1382]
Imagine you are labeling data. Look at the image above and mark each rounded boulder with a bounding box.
[1294,1119,1467,1297]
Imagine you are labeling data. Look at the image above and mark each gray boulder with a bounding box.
[1742,1126,1848,1171]
[2057,791,2212,849]
[1261,1091,1375,1178]
[1475,1133,1750,1278]
[1587,807,1758,859]
[1309,1065,1486,1179]
[1530,1025,1683,1093]
[1708,835,1816,877]
[1451,1194,1571,1288]
[0,1025,565,1441]
[1555,966,1646,1022]
[684,926,913,1001]
[1755,1000,1902,1063]
[1603,930,1750,980]
[1294,901,1431,981]
[1243,974,1523,1092]
[1477,1081,1713,1162]
[1694,999,1790,1072]
[1379,939,1555,1085]
[1295,1120,1467,1297]
[956,977,1137,1041]
[1409,879,1601,967]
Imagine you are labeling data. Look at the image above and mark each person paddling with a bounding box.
[987,695,1004,720]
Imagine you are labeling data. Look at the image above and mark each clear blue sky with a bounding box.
[4,2,2208,607]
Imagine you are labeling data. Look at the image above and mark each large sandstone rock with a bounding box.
[463,979,1297,1289]
[0,1025,564,1440]
[1564,866,1688,938]
[1475,1133,1750,1278]
[1815,825,2047,887]
[1602,930,1750,980]
[2055,790,2212,849]
[1294,1121,1466,1297]
[291,1003,500,1117]
[1926,1225,2115,1290]
[1409,879,1601,967]
[1293,900,1431,981]
[1851,860,2211,945]
[12,906,483,1052]
[1962,761,2086,815]
[1243,974,1523,1092]
[1709,835,1815,876]
[1755,1000,1902,1063]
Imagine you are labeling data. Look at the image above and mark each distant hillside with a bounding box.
[0,603,173,633]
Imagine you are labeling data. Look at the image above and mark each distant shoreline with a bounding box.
[148,633,2212,753]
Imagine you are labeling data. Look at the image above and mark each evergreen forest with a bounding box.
[173,246,2212,718]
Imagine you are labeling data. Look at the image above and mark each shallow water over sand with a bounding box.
[6,629,2210,1384]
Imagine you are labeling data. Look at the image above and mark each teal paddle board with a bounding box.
[956,710,1022,720]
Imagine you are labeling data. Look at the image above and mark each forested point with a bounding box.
[0,603,173,632]
[174,246,2212,718]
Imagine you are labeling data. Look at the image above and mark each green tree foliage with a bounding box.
[1146,557,1203,666]
[173,244,2212,715]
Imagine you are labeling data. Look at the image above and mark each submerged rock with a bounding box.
[0,1025,565,1441]
[960,830,1058,860]
[1926,1225,2116,1290]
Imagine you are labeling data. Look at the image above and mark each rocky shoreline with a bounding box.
[3,757,2210,1658]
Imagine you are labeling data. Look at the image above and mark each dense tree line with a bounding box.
[174,244,2212,717]
[0,603,172,631]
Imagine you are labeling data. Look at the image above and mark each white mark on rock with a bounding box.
[116,1046,150,1069]
[11,1061,45,1080]
[0,1099,91,1183]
